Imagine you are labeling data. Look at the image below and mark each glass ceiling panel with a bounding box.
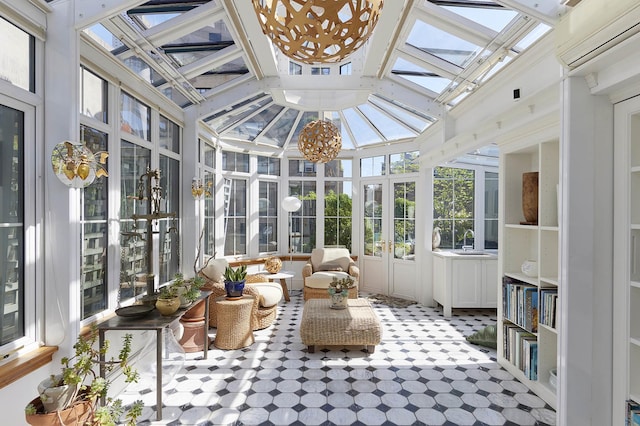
[442,5,517,33]
[392,58,454,94]
[83,24,121,52]
[226,104,284,141]
[407,20,481,68]
[357,104,417,140]
[516,23,552,51]
[342,108,383,146]
[129,12,180,29]
[262,108,299,147]
[290,112,320,146]
[204,93,267,123]
[368,95,431,133]
[326,111,355,150]
[212,97,273,133]
[161,86,192,108]
[189,57,249,91]
[122,56,165,86]
[164,19,235,67]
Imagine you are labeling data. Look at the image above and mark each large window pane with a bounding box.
[0,18,34,92]
[159,115,180,153]
[224,178,247,256]
[324,181,352,251]
[0,104,24,344]
[289,159,317,178]
[119,141,151,300]
[361,156,385,177]
[433,167,474,250]
[80,126,108,319]
[289,181,316,253]
[222,151,249,172]
[158,155,180,283]
[121,92,151,141]
[80,67,107,123]
[390,151,419,174]
[485,171,499,249]
[363,184,383,257]
[259,181,278,253]
[393,182,415,260]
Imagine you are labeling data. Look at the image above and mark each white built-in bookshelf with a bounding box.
[498,138,559,409]
[613,96,640,424]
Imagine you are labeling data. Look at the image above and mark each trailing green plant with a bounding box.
[24,324,143,425]
[158,282,180,299]
[223,264,247,282]
[172,272,205,303]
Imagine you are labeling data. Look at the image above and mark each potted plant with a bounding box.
[223,265,247,298]
[328,276,355,309]
[24,325,143,425]
[155,283,181,315]
[172,273,205,308]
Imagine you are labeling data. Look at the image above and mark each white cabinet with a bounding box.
[497,138,560,410]
[432,252,497,317]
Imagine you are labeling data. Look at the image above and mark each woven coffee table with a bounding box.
[300,298,382,353]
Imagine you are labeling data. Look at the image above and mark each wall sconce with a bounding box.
[191,177,212,199]
[51,141,108,188]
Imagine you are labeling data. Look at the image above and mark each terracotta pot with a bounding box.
[521,172,539,225]
[25,396,92,426]
[155,297,180,315]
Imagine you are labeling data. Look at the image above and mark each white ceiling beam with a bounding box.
[397,44,462,81]
[361,0,413,76]
[495,0,564,25]
[74,0,144,30]
[179,45,243,80]
[415,1,498,48]
[376,78,444,119]
[142,2,226,46]
[224,0,279,78]
[195,78,266,119]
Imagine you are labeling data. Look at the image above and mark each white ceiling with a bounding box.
[77,0,571,153]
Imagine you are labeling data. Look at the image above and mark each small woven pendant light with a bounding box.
[298,119,342,163]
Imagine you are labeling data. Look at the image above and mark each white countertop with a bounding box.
[432,250,498,259]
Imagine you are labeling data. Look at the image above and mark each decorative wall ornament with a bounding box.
[252,0,384,64]
[51,141,108,188]
[298,119,342,163]
[191,177,212,199]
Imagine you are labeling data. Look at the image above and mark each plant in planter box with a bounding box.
[24,324,143,425]
[223,265,247,298]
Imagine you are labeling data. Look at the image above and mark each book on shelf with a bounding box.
[540,289,558,329]
[502,275,538,333]
[627,400,640,426]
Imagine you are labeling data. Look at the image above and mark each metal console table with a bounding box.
[98,290,211,421]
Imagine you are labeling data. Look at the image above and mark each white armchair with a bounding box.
[302,248,359,300]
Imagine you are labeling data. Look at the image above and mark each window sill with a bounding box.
[0,346,58,389]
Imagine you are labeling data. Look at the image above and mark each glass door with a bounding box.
[361,178,417,298]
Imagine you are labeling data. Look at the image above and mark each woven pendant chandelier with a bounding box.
[298,119,342,163]
[252,0,384,64]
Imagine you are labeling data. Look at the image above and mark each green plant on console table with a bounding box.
[172,273,205,303]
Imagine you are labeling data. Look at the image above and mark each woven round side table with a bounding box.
[213,295,255,350]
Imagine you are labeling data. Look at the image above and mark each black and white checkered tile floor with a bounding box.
[120,290,556,425]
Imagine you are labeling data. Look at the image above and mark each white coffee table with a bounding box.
[262,270,294,301]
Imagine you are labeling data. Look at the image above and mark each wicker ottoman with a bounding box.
[300,298,382,353]
[213,295,255,350]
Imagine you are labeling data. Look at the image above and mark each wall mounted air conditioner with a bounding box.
[556,0,640,69]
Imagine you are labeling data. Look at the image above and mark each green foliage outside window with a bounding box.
[324,190,352,251]
[433,167,475,250]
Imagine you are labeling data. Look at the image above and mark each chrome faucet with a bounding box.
[462,229,475,251]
